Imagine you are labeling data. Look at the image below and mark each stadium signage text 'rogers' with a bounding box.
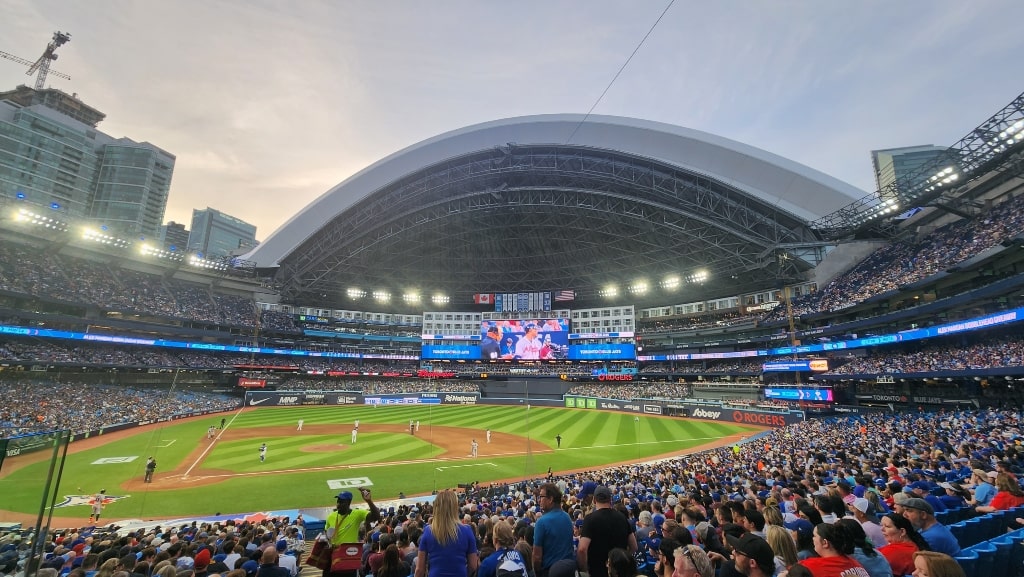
[597,374,633,381]
[731,411,787,427]
[444,394,477,405]
[691,408,722,419]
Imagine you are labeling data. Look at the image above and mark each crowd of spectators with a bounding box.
[274,377,481,394]
[257,311,301,333]
[0,340,425,373]
[634,193,1024,333]
[5,399,1024,577]
[566,382,691,401]
[639,361,763,374]
[0,380,237,438]
[825,334,1024,375]
[0,246,262,328]
[0,514,309,577]
[761,192,1024,324]
[637,311,759,334]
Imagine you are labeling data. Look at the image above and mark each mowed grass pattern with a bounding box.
[0,405,759,519]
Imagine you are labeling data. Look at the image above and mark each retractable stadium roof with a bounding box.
[245,114,864,307]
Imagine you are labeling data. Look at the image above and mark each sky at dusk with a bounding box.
[4,0,1023,242]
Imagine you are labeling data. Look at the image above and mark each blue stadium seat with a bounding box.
[305,520,326,534]
[1009,535,1024,577]
[955,549,979,577]
[953,506,977,523]
[963,518,984,548]
[984,512,1006,540]
[949,521,968,549]
[990,537,1014,577]
[972,541,996,577]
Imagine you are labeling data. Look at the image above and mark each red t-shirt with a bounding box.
[879,541,918,577]
[990,491,1024,510]
[798,555,869,577]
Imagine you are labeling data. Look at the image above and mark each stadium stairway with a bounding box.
[297,538,321,577]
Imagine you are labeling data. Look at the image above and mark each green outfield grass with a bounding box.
[0,405,759,520]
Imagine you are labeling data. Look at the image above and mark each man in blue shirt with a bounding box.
[533,483,575,577]
[901,497,960,556]
[970,469,997,507]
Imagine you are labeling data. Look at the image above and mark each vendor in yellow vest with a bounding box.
[322,488,381,575]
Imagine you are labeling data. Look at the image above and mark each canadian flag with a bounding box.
[473,293,493,304]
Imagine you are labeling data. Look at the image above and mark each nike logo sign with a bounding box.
[249,398,270,405]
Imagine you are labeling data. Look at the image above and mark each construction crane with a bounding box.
[0,31,72,90]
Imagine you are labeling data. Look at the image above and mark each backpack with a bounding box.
[496,549,528,577]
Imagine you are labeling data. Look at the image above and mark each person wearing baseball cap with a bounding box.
[480,325,503,360]
[906,480,947,514]
[847,498,885,548]
[900,498,960,556]
[725,533,774,577]
[513,324,543,360]
[969,469,997,507]
[274,539,297,576]
[322,488,380,576]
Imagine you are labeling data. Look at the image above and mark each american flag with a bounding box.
[553,290,575,302]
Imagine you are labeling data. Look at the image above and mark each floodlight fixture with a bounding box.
[686,270,709,283]
[372,290,391,302]
[628,281,649,295]
[14,207,69,232]
[188,254,228,271]
[81,227,130,248]
[599,285,619,298]
[403,292,421,303]
[431,294,449,305]
[660,275,680,290]
[138,243,183,262]
[346,287,366,299]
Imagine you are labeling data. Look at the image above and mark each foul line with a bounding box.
[156,440,177,448]
[181,407,244,479]
[436,462,498,471]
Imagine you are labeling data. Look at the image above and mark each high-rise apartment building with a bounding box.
[187,207,257,258]
[871,145,947,196]
[0,85,175,238]
[160,221,190,251]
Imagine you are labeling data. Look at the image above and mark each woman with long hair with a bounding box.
[762,505,784,528]
[796,522,866,577]
[764,525,798,575]
[835,519,892,577]
[378,545,411,577]
[415,490,479,577]
[878,513,929,577]
[911,551,965,577]
[975,473,1024,513]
